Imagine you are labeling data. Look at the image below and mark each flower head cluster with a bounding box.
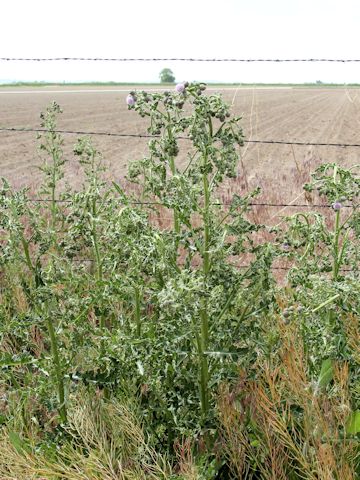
[175,81,189,93]
[126,93,136,106]
[175,83,185,93]
[332,201,342,210]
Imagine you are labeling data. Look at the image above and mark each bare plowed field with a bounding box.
[1,86,359,209]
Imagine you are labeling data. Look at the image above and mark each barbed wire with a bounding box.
[0,127,156,139]
[0,100,358,210]
[1,127,357,209]
[2,127,360,148]
[24,198,354,209]
[1,128,358,209]
[69,257,356,273]
[2,57,360,62]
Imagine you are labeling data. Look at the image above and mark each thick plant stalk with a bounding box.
[19,233,35,275]
[165,120,180,236]
[46,129,62,240]
[332,165,342,281]
[333,208,341,281]
[45,314,67,423]
[198,307,210,415]
[91,198,103,286]
[90,196,107,356]
[169,155,180,236]
[198,146,211,416]
[50,154,58,233]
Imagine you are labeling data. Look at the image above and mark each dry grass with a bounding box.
[218,316,359,479]
[0,391,172,480]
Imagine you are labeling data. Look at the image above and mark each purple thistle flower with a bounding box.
[126,94,136,106]
[332,201,342,210]
[175,83,185,93]
[282,243,290,251]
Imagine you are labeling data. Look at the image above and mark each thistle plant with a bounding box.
[281,163,360,283]
[1,93,358,475]
[126,83,266,420]
[274,163,360,394]
[71,137,111,357]
[0,107,69,423]
[37,102,67,237]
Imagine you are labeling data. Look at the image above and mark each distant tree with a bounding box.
[159,68,175,83]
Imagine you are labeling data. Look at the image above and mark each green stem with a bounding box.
[203,156,211,277]
[331,164,341,281]
[169,156,180,235]
[91,195,106,356]
[91,196,103,283]
[134,286,141,337]
[49,142,59,237]
[92,231,103,285]
[45,314,67,423]
[167,122,180,237]
[19,233,35,274]
[311,294,340,313]
[196,324,209,416]
[51,172,57,233]
[337,229,350,273]
[198,138,211,417]
[166,121,180,272]
[333,209,341,281]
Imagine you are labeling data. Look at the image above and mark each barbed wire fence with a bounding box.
[0,128,358,209]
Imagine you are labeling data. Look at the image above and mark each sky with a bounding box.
[1,0,360,83]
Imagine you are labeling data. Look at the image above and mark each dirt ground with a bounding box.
[1,86,359,207]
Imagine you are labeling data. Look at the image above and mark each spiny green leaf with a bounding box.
[346,410,360,435]
[317,358,333,388]
[0,353,36,368]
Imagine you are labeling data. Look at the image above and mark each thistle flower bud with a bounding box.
[283,309,291,323]
[126,94,136,106]
[332,201,342,210]
[175,83,185,93]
